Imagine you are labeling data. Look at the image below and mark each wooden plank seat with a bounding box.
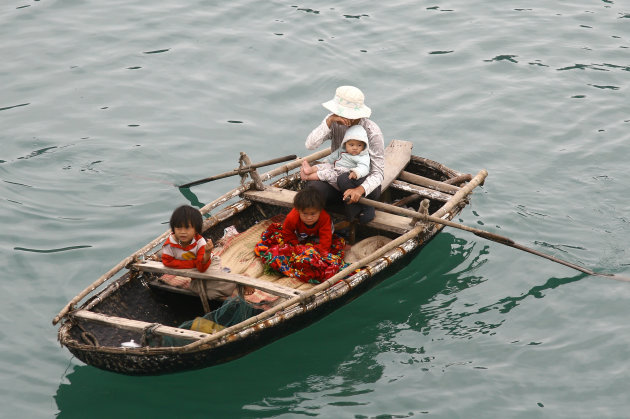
[132,260,303,298]
[71,309,207,341]
[243,187,415,234]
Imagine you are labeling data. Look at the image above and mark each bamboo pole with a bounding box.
[443,173,472,185]
[177,154,297,188]
[52,149,331,325]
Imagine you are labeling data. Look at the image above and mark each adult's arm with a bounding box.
[305,116,332,150]
[358,119,385,196]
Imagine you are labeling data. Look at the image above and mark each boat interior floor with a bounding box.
[139,218,395,305]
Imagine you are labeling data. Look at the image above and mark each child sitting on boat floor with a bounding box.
[282,187,333,255]
[161,205,236,299]
[254,188,348,283]
[162,205,215,272]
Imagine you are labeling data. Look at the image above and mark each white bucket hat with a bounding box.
[322,85,372,119]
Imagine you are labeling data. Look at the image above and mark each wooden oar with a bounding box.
[357,197,630,283]
[178,154,297,188]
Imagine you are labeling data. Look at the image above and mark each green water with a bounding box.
[1,1,629,417]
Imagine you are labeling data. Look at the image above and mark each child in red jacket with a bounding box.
[282,188,332,255]
[162,205,214,272]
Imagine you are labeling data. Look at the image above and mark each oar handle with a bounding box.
[473,230,515,246]
[178,154,297,188]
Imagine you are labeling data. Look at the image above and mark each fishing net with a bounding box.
[157,296,263,347]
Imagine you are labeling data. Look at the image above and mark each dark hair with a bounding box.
[293,188,324,211]
[170,205,203,234]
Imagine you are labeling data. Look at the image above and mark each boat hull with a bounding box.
[61,237,430,375]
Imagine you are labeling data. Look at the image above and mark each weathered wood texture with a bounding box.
[178,154,297,188]
[133,260,302,298]
[389,179,452,202]
[382,139,413,189]
[243,187,414,234]
[71,310,208,341]
[398,171,461,194]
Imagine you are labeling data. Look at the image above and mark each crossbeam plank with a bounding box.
[133,261,302,298]
[71,310,207,341]
[243,187,414,234]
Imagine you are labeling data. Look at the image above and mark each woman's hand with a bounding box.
[326,114,358,128]
[343,186,365,204]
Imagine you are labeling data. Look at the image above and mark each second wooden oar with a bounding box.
[357,197,630,283]
[178,154,297,188]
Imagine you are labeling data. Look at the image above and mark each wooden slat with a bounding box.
[389,179,451,202]
[398,171,461,195]
[71,310,207,341]
[382,139,413,190]
[133,261,303,298]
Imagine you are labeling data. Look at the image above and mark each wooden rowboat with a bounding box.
[53,140,487,375]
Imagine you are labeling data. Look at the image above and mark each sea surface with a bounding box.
[1,0,629,417]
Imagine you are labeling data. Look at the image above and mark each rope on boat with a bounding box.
[238,153,248,186]
[76,322,99,347]
[141,323,162,347]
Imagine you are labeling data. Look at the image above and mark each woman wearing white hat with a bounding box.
[304,85,385,224]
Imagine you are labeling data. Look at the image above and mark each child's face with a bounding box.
[345,139,365,156]
[298,207,321,226]
[173,223,196,245]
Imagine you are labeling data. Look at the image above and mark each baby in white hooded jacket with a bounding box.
[301,125,370,188]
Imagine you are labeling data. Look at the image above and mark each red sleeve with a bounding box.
[282,209,301,245]
[315,210,332,254]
